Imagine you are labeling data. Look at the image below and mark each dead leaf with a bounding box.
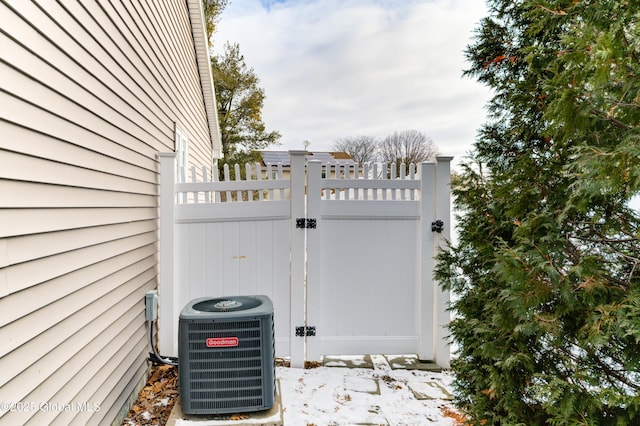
[229,413,250,420]
[121,365,179,426]
[481,388,497,400]
[441,406,468,425]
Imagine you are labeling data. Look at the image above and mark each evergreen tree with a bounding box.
[203,4,280,174]
[212,42,281,173]
[436,1,640,424]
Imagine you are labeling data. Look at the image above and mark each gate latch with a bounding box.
[431,220,444,233]
[296,218,317,229]
[295,326,316,337]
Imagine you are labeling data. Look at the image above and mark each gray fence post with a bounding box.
[418,161,437,361]
[435,156,453,368]
[305,160,323,363]
[158,152,177,356]
[289,151,307,368]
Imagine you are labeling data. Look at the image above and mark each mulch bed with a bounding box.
[121,364,178,426]
[121,358,291,426]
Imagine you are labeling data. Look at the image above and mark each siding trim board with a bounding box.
[188,0,223,158]
[0,0,219,422]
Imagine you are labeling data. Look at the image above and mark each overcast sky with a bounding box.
[213,0,492,167]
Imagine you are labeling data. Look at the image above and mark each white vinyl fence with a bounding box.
[158,151,452,368]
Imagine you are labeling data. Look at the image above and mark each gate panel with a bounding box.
[159,157,293,358]
[306,159,423,360]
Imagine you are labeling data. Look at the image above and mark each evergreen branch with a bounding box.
[574,235,639,244]
[589,108,633,130]
[535,4,567,16]
[592,351,640,391]
[621,30,640,66]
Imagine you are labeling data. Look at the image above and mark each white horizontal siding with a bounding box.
[1,221,156,269]
[0,208,157,238]
[0,151,155,195]
[0,252,157,359]
[0,0,217,423]
[0,122,156,184]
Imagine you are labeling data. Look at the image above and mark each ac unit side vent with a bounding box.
[191,398,265,412]
[187,349,262,360]
[187,320,261,331]
[191,369,262,381]
[191,387,264,400]
[190,378,263,390]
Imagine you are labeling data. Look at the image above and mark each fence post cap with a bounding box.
[158,152,178,158]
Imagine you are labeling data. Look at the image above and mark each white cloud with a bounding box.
[214,0,491,165]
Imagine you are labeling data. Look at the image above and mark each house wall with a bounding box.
[0,0,217,424]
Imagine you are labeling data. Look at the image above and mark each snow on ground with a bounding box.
[276,355,458,425]
[170,355,461,426]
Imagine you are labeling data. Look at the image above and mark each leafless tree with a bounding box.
[378,130,439,170]
[332,135,378,164]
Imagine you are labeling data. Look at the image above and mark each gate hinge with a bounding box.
[296,218,317,229]
[295,326,316,337]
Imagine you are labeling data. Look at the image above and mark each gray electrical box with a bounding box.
[178,295,275,415]
[145,290,158,321]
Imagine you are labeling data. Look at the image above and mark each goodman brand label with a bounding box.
[206,337,239,348]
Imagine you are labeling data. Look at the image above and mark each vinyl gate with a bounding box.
[158,151,451,368]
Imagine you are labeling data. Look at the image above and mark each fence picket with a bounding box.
[363,163,370,200]
[190,166,198,203]
[202,165,210,203]
[255,162,264,201]
[245,163,254,201]
[265,164,274,199]
[382,164,388,200]
[212,164,221,203]
[400,164,406,201]
[409,163,416,200]
[233,164,242,201]
[352,163,359,199]
[277,163,285,200]
[223,164,232,201]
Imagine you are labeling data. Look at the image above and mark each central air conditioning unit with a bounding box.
[178,295,275,415]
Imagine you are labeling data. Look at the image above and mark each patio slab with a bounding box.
[384,354,442,372]
[344,376,381,395]
[322,354,374,369]
[408,380,453,400]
